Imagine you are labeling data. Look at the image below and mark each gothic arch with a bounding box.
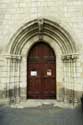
[8,18,77,55]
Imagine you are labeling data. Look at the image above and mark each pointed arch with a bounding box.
[8,18,77,55]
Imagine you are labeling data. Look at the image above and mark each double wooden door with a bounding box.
[27,42,56,99]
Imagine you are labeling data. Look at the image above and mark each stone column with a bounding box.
[5,54,22,104]
[62,54,78,105]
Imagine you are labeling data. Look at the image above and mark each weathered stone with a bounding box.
[0,0,82,108]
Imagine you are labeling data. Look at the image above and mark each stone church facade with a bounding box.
[0,0,83,106]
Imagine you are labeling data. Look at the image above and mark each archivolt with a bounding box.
[8,18,77,55]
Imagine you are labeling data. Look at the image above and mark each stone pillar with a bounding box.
[5,54,22,104]
[62,53,78,105]
[19,57,27,102]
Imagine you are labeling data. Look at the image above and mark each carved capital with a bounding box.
[62,53,79,62]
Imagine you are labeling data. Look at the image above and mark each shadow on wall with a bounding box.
[59,87,82,104]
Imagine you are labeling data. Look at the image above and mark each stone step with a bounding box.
[10,99,74,109]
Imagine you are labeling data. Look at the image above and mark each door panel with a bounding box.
[41,63,56,99]
[28,63,42,98]
[27,42,56,99]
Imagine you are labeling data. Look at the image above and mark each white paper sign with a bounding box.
[47,69,52,76]
[31,71,37,76]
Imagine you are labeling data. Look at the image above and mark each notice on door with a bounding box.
[31,71,37,76]
[47,69,52,76]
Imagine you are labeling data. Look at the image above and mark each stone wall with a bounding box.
[0,0,83,105]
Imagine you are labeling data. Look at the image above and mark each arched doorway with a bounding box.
[27,42,56,99]
[7,18,78,104]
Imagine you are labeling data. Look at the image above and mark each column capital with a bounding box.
[3,54,22,60]
[61,53,79,61]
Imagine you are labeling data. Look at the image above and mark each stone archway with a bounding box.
[9,18,77,54]
[6,18,78,103]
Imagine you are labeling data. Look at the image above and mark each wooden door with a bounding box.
[27,42,56,99]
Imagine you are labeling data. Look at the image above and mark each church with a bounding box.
[0,0,83,107]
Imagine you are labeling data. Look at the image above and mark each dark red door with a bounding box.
[27,42,56,99]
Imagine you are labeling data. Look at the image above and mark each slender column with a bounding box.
[5,55,22,104]
[62,54,78,105]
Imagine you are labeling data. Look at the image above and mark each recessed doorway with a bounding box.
[27,42,56,99]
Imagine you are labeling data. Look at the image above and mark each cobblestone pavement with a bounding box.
[0,105,83,125]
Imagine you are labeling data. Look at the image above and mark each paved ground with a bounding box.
[0,105,83,125]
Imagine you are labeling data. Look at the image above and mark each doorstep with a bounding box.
[10,99,75,109]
